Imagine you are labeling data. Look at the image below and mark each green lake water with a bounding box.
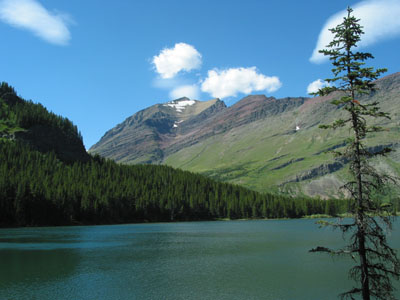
[0,219,399,300]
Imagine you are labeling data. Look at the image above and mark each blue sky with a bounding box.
[1,0,399,148]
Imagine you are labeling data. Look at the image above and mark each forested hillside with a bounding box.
[0,82,352,226]
[0,82,89,163]
[0,140,353,226]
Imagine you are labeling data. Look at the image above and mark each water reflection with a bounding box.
[0,249,80,286]
[0,227,82,300]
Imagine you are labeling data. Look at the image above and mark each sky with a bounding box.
[1,0,399,148]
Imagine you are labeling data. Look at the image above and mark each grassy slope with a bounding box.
[165,83,400,197]
[165,107,340,193]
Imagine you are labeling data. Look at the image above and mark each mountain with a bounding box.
[90,97,226,164]
[90,72,400,198]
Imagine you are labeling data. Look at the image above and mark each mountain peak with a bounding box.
[163,98,196,113]
[231,94,273,109]
[89,97,227,164]
[173,96,190,101]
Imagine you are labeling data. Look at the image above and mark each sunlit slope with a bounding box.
[164,73,400,197]
[91,72,400,198]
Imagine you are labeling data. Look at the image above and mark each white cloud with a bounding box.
[310,0,400,63]
[201,67,282,99]
[0,0,71,45]
[169,84,200,100]
[152,43,202,79]
[307,79,330,94]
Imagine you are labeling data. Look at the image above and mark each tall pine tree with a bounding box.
[310,7,400,300]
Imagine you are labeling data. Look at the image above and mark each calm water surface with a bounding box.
[0,219,399,300]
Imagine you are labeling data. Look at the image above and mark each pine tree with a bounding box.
[310,7,400,300]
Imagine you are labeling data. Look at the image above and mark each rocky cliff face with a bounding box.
[90,72,400,198]
[90,97,226,164]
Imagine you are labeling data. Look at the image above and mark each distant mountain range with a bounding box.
[90,72,400,198]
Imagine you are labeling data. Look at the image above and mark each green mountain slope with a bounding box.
[91,72,400,198]
[166,73,400,197]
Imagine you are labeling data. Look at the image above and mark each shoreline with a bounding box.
[1,213,399,229]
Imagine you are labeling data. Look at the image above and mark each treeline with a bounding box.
[0,82,82,141]
[0,82,88,163]
[0,140,352,226]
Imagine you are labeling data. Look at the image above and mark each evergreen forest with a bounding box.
[0,82,355,227]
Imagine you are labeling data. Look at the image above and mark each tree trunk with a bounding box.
[351,104,371,300]
[358,215,371,300]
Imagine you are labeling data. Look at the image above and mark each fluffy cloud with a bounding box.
[310,0,400,63]
[152,43,202,79]
[307,79,330,94]
[0,0,71,45]
[201,67,281,99]
[169,84,200,100]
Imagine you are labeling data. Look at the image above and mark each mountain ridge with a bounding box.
[90,72,400,198]
[90,97,226,163]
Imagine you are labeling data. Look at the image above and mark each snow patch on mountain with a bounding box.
[164,99,196,112]
[173,120,184,128]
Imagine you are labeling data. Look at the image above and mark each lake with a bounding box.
[0,219,399,300]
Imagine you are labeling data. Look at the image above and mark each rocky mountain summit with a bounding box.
[90,72,400,198]
[90,95,308,164]
[90,97,226,164]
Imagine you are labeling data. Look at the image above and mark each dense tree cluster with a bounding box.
[0,82,82,142]
[0,140,350,226]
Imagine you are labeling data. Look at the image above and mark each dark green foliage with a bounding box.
[0,82,88,163]
[0,83,19,138]
[0,140,347,226]
[0,82,81,140]
[310,7,400,300]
